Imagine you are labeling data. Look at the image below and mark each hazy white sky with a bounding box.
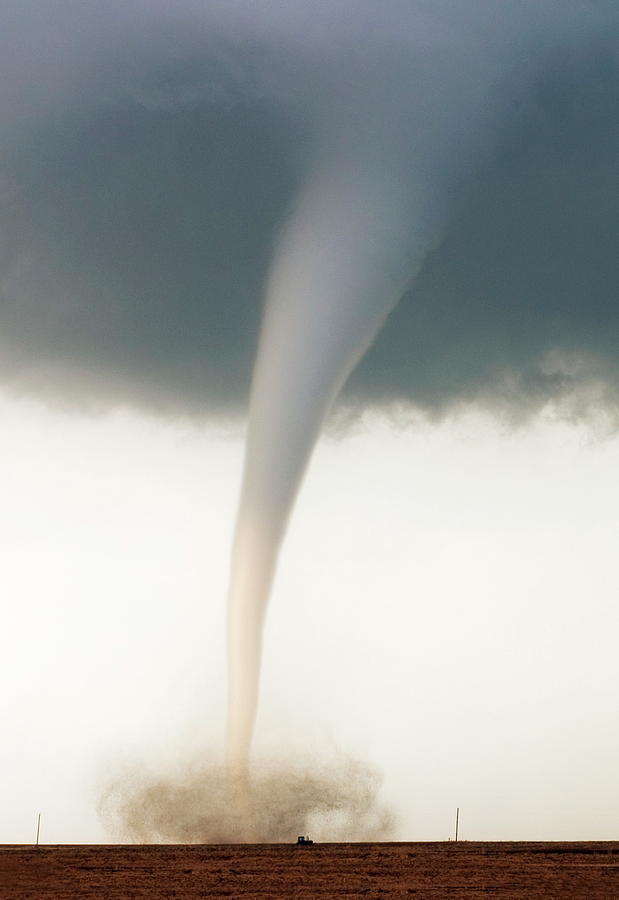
[2,390,618,843]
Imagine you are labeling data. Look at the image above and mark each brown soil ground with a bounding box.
[2,842,619,899]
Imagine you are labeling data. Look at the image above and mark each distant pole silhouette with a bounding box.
[35,814,41,847]
[455,808,459,843]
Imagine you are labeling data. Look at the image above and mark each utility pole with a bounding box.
[455,807,459,843]
[35,814,41,847]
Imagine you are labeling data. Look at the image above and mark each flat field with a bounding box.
[2,842,619,899]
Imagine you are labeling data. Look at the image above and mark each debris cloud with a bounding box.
[100,755,394,843]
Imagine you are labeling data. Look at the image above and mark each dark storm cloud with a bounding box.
[1,1,617,419]
[351,50,619,420]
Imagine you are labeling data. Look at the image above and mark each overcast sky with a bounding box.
[1,0,618,843]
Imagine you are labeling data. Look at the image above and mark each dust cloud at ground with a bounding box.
[99,754,395,843]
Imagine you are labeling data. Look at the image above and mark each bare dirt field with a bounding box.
[2,841,619,899]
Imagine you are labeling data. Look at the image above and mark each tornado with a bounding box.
[223,35,469,767]
[225,155,427,773]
